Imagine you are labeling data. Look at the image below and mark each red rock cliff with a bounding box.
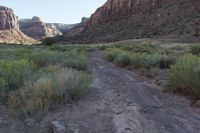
[0,6,19,30]
[64,0,200,43]
[19,16,62,40]
[0,6,40,44]
[86,0,200,27]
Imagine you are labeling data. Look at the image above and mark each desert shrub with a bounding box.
[49,45,66,52]
[105,48,175,69]
[145,54,175,69]
[0,60,36,96]
[169,54,200,99]
[27,51,61,67]
[42,37,57,46]
[63,50,88,71]
[190,44,200,55]
[114,51,130,67]
[132,44,159,54]
[98,45,107,50]
[13,48,33,57]
[8,68,91,117]
[129,53,149,68]
[0,49,16,61]
[105,48,121,61]
[116,44,159,54]
[170,45,185,51]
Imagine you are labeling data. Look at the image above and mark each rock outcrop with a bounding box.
[64,17,88,38]
[20,17,62,40]
[48,23,77,33]
[86,0,177,27]
[0,6,19,30]
[0,6,40,44]
[65,0,200,43]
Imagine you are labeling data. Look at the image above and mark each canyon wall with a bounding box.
[0,6,40,44]
[0,6,19,30]
[20,16,62,40]
[65,0,200,43]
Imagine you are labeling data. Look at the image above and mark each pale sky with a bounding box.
[0,0,106,24]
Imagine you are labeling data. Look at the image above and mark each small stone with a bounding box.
[127,101,135,106]
[25,118,35,127]
[49,121,66,133]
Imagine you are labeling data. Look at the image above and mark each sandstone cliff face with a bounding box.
[87,0,199,27]
[66,0,200,43]
[20,17,62,40]
[0,29,40,44]
[0,6,40,44]
[48,23,77,33]
[64,17,88,38]
[0,6,19,30]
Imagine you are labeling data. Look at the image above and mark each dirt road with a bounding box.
[1,51,200,133]
[45,51,200,133]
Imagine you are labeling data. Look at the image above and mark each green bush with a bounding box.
[8,68,91,117]
[190,44,200,55]
[145,54,175,69]
[105,48,121,61]
[0,45,91,119]
[170,54,200,99]
[116,44,159,54]
[49,45,67,52]
[105,48,175,69]
[98,45,107,51]
[42,37,57,46]
[0,60,36,95]
[129,53,149,68]
[27,51,61,67]
[114,51,130,67]
[63,50,88,71]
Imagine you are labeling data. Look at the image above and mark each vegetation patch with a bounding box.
[104,44,200,101]
[169,54,200,99]
[104,46,176,69]
[0,44,91,118]
[190,44,200,55]
[8,68,90,118]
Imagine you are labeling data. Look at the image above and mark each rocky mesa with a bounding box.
[20,16,62,40]
[65,0,200,43]
[0,6,39,44]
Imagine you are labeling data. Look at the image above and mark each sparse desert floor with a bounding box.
[0,40,200,133]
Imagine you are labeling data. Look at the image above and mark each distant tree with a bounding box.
[42,37,57,46]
